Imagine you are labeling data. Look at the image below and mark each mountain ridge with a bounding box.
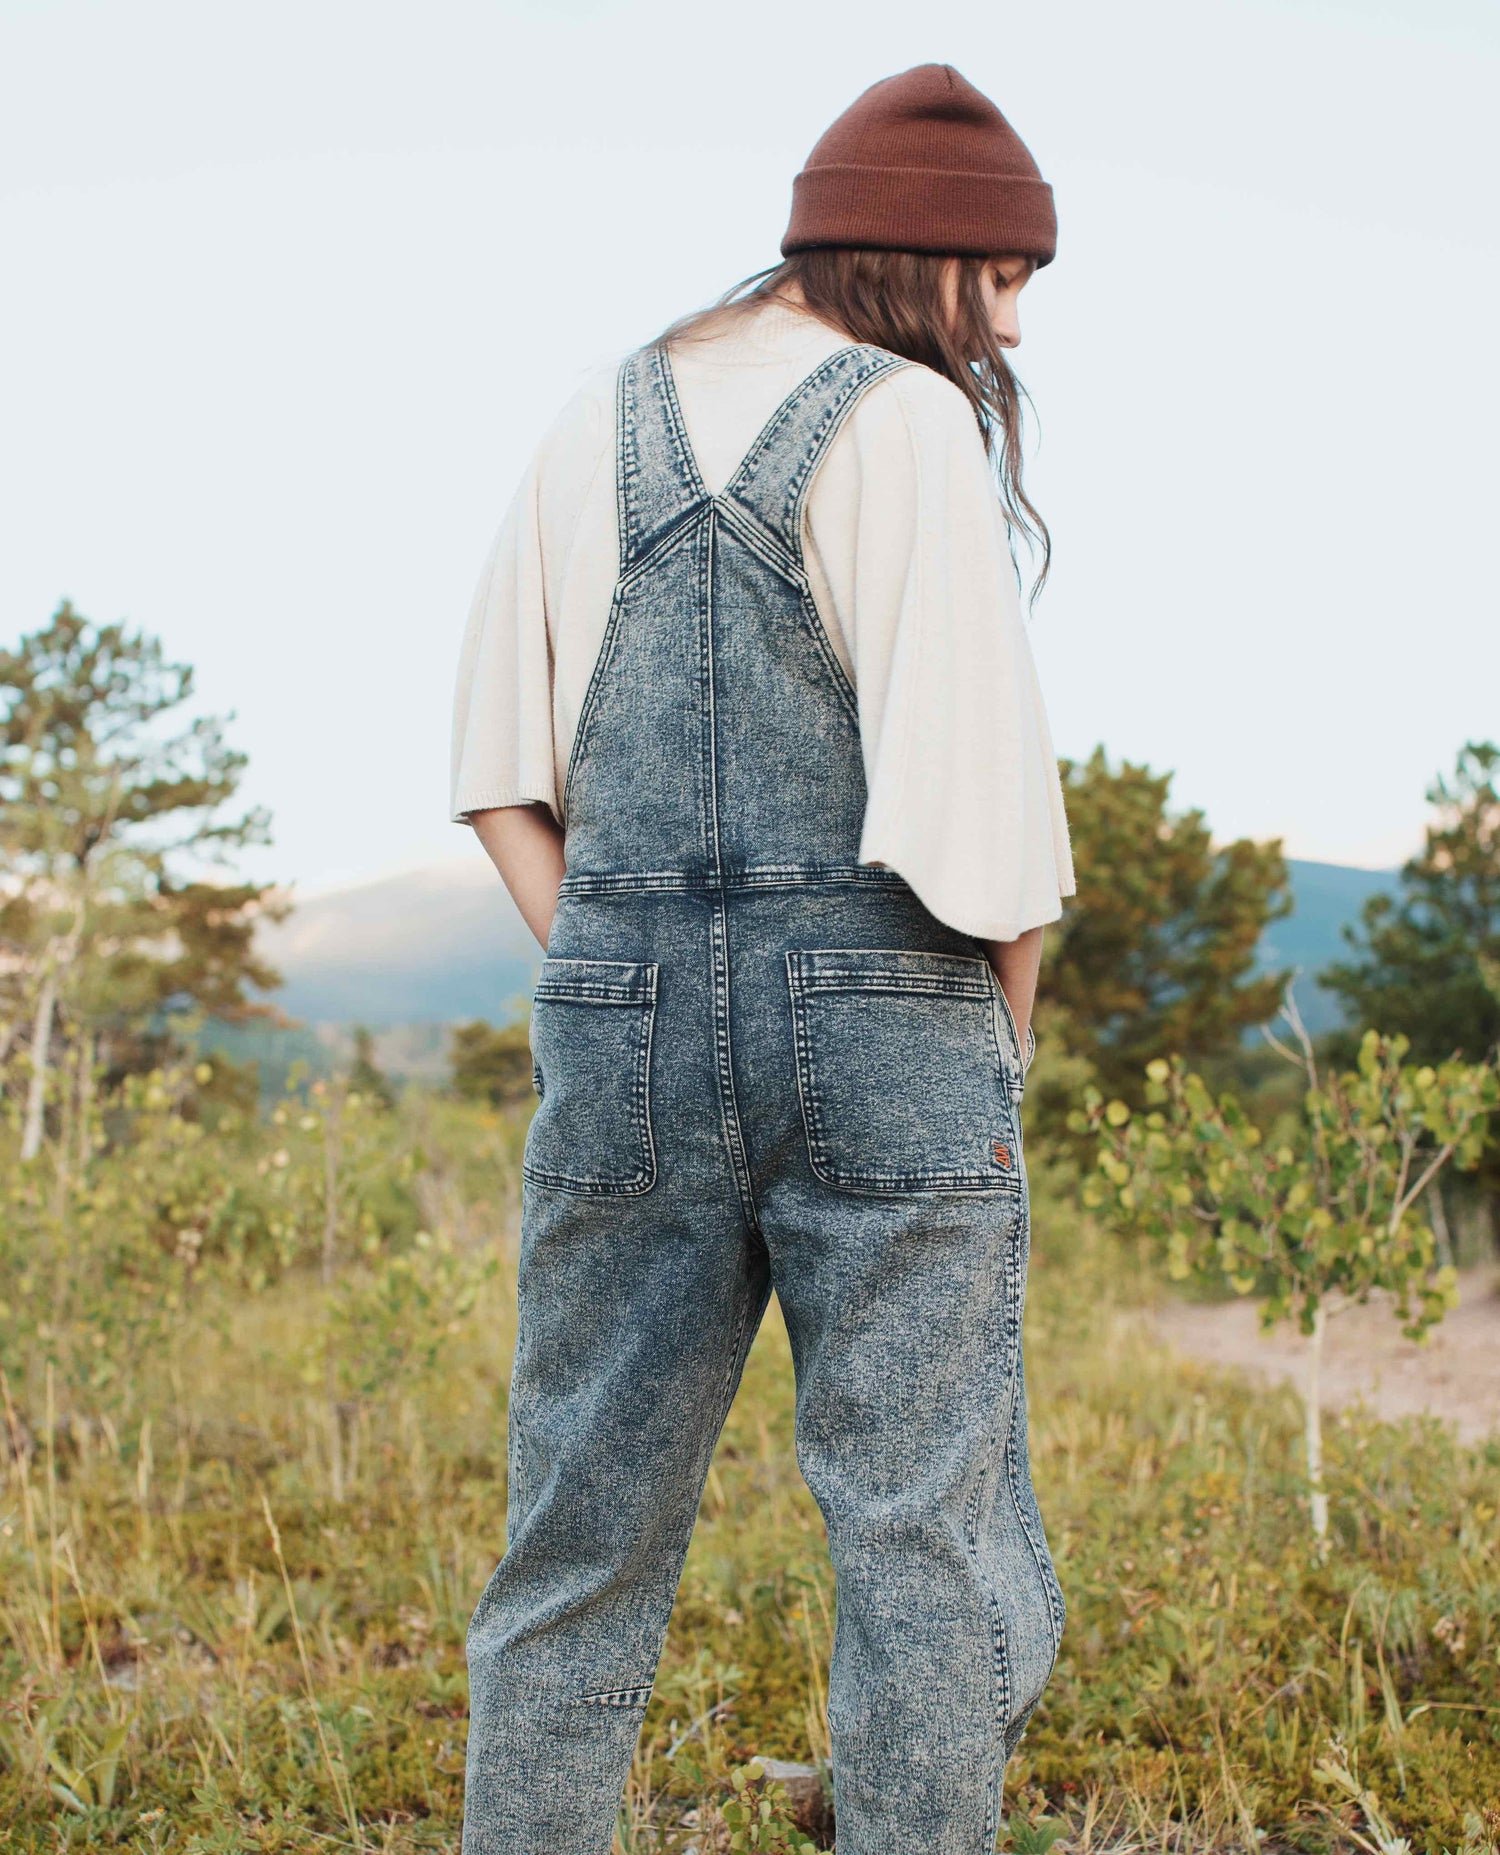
[246,854,1392,1044]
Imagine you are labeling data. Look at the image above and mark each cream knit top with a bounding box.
[449,298,1075,944]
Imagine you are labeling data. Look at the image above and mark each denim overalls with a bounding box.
[463,340,1065,1855]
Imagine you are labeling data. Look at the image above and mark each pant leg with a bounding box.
[462,1186,770,1855]
[769,1185,1064,1855]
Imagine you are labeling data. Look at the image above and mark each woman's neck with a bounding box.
[757,280,851,345]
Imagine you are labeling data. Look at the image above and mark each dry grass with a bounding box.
[2,1112,1498,1853]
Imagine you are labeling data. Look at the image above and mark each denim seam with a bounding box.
[1005,1212,1066,1661]
[702,507,762,1240]
[957,1197,1030,1844]
[532,988,649,1006]
[614,349,634,575]
[991,1207,1063,1778]
[712,1275,767,1474]
[986,1589,1012,1840]
[794,946,993,979]
[556,866,911,897]
[722,866,905,888]
[617,504,709,587]
[795,588,861,726]
[710,494,800,584]
[579,1684,655,1709]
[653,342,712,504]
[961,1468,1012,1842]
[534,958,657,1007]
[688,518,715,875]
[778,357,910,543]
[983,985,1025,1165]
[561,578,628,828]
[616,348,707,571]
[989,1159,1033,1823]
[797,974,992,999]
[711,897,761,1237]
[1007,1420,1066,1664]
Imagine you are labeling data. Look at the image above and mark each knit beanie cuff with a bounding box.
[782,164,1057,264]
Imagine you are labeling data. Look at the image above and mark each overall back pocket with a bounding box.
[524,958,659,1196]
[786,948,1023,1197]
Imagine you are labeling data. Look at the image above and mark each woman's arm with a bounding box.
[980,925,1044,1058]
[468,804,566,952]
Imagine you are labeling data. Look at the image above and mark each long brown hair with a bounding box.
[657,248,1050,602]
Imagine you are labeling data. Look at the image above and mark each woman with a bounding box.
[450,63,1074,1855]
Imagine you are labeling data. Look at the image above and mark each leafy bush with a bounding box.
[1075,1024,1498,1547]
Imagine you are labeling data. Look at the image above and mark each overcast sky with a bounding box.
[2,0,1496,896]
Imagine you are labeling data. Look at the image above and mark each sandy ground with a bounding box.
[1146,1266,1500,1445]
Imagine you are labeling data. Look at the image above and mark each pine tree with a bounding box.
[450,1018,534,1108]
[1042,748,1290,1099]
[0,603,284,1159]
[1322,742,1500,1065]
[348,1026,395,1109]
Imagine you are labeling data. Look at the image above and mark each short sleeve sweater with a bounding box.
[449,297,1075,944]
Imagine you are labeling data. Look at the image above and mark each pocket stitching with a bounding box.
[533,956,657,1007]
[523,960,659,1196]
[791,946,994,998]
[579,1683,654,1708]
[785,950,1023,1198]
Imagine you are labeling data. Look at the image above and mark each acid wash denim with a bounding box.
[462,341,1066,1855]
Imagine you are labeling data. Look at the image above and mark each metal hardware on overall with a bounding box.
[462,339,1065,1855]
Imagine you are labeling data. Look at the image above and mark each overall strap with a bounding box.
[720,345,912,562]
[615,343,709,572]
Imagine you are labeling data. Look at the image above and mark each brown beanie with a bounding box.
[781,64,1056,266]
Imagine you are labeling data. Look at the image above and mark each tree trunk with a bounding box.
[1427,1181,1454,1271]
[1305,1302,1329,1553]
[20,962,59,1162]
[74,1030,96,1181]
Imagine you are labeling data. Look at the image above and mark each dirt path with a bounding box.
[1146,1266,1500,1444]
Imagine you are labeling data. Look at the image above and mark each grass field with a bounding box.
[2,1099,1499,1853]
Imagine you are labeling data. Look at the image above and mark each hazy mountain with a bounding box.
[1254,859,1395,1034]
[256,857,541,1029]
[224,855,1394,1080]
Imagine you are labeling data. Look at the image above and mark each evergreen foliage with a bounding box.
[1323,741,1500,1065]
[0,603,285,1155]
[1039,747,1290,1101]
[449,1016,534,1108]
